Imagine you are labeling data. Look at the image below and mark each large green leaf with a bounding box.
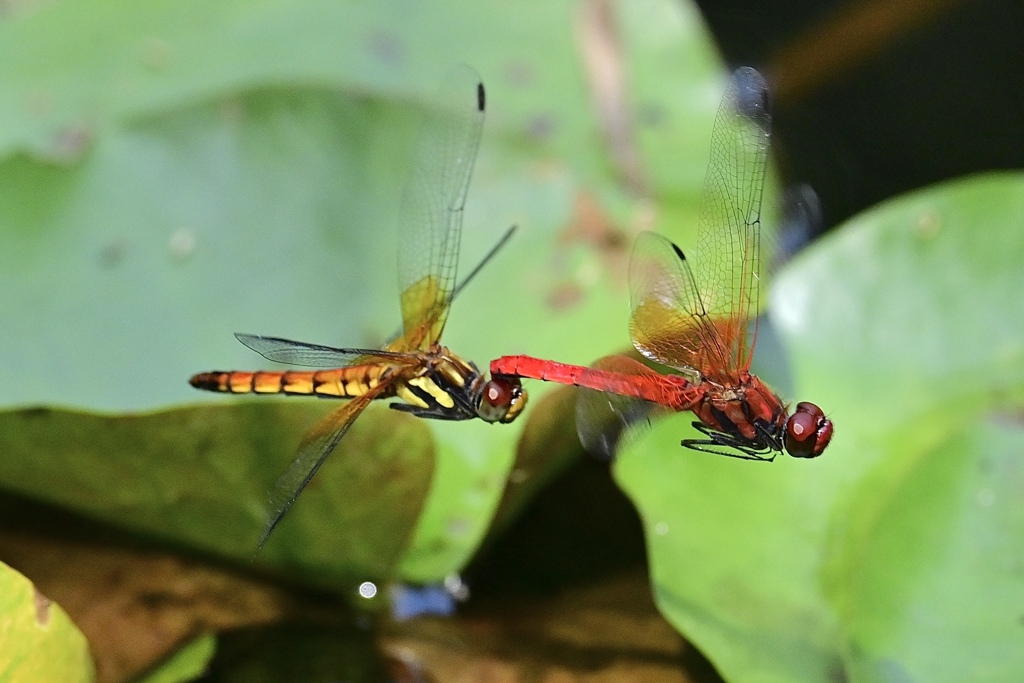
[0,0,722,586]
[0,561,94,683]
[615,173,1024,682]
[825,417,1024,682]
[0,403,434,592]
[775,172,1024,435]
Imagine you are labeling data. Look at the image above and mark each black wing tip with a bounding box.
[670,242,687,261]
[731,67,771,130]
[476,81,485,112]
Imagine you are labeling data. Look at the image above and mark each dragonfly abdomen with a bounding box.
[491,355,701,410]
[189,365,395,398]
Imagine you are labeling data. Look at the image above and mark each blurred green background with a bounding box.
[0,1,1021,682]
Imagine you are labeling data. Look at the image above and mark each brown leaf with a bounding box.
[380,570,721,683]
[0,527,345,683]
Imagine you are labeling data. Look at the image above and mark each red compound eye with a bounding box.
[484,378,513,408]
[784,402,833,458]
[476,376,525,423]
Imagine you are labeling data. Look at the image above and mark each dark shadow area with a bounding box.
[696,0,1024,229]
[465,454,647,597]
[198,623,401,683]
[0,488,349,612]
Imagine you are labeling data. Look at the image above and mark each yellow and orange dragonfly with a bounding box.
[190,67,527,547]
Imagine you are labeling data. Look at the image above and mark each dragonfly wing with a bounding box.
[576,388,660,462]
[258,384,389,548]
[574,355,671,461]
[692,67,772,374]
[447,224,515,304]
[629,231,719,376]
[397,65,485,350]
[235,333,417,368]
[771,182,822,275]
[630,68,772,378]
[381,224,516,347]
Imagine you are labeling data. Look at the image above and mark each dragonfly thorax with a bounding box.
[695,373,784,444]
[392,346,527,424]
[436,348,526,423]
[685,374,832,459]
[430,346,526,423]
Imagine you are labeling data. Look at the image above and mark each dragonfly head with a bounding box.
[474,375,527,423]
[784,402,833,458]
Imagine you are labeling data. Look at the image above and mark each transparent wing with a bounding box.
[382,224,516,348]
[235,333,418,368]
[396,65,485,350]
[631,67,772,379]
[693,66,772,373]
[573,355,669,461]
[629,231,718,376]
[770,182,822,275]
[576,388,660,462]
[447,224,515,304]
[258,384,389,549]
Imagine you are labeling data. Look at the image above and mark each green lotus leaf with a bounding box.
[616,173,1024,682]
[0,0,720,585]
[0,561,94,683]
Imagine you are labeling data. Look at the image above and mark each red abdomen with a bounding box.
[490,355,701,410]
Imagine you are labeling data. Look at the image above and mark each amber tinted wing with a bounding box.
[630,68,771,378]
[630,231,727,376]
[380,224,516,348]
[258,383,390,548]
[396,65,485,351]
[235,333,418,368]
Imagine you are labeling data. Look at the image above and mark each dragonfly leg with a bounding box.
[389,402,476,421]
[682,422,777,461]
[682,439,777,461]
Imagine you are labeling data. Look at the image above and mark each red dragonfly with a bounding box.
[491,67,831,461]
[191,67,527,547]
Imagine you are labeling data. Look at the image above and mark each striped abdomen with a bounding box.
[490,355,702,411]
[189,365,396,398]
